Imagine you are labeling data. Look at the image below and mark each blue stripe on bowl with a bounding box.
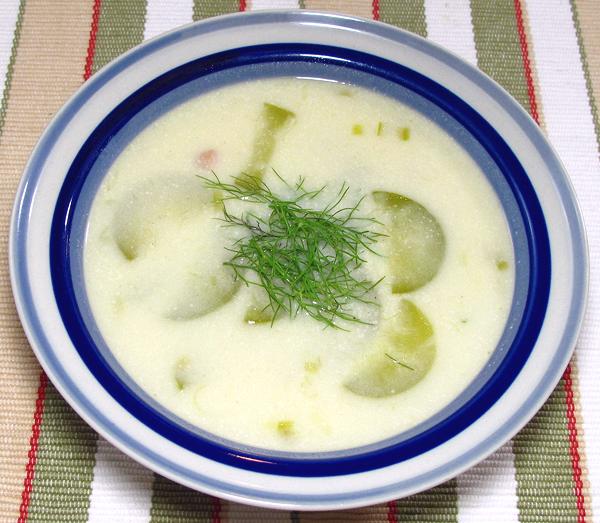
[50,43,549,476]
[10,11,586,507]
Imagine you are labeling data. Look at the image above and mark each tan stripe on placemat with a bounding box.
[303,0,372,18]
[0,0,94,520]
[572,0,600,152]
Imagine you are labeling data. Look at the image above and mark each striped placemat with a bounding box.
[0,0,598,521]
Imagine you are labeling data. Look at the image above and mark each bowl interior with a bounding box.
[49,43,550,476]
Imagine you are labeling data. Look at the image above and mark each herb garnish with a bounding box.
[385,352,415,371]
[200,172,384,329]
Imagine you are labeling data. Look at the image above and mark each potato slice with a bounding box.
[344,299,435,398]
[373,191,445,293]
[112,176,238,320]
[164,271,240,321]
[113,177,212,260]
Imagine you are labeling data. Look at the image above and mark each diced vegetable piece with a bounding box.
[244,304,275,325]
[242,102,295,182]
[352,124,364,135]
[277,420,294,437]
[398,127,410,141]
[496,259,509,271]
[243,290,277,325]
[304,359,321,373]
[196,148,218,170]
[344,299,436,398]
[174,357,192,390]
[373,191,445,293]
[211,190,224,205]
[376,122,384,136]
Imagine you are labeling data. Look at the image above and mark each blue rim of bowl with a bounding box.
[48,42,550,476]
[10,12,585,503]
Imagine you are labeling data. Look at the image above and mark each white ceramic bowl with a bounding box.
[10,11,587,510]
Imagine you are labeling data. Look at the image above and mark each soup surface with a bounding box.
[84,77,514,452]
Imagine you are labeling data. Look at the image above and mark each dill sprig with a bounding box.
[200,172,385,329]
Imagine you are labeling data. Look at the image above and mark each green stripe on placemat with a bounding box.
[470,1,580,520]
[92,0,147,74]
[393,480,458,522]
[377,4,458,518]
[193,0,240,21]
[378,0,426,38]
[513,390,579,522]
[150,475,214,522]
[470,0,532,113]
[26,384,98,522]
[0,0,25,138]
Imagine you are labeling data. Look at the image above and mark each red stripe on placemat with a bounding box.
[84,0,102,81]
[18,373,48,523]
[211,496,222,523]
[563,364,586,523]
[372,0,380,21]
[514,0,540,123]
[387,499,397,522]
[514,1,586,520]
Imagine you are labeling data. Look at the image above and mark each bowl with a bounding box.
[10,10,587,510]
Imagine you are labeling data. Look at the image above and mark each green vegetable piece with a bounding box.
[304,359,321,373]
[277,420,294,437]
[174,357,192,391]
[243,290,278,325]
[344,299,436,398]
[496,259,509,271]
[373,191,445,293]
[376,122,384,136]
[244,304,275,325]
[211,189,224,206]
[352,124,364,135]
[398,127,411,141]
[242,102,295,182]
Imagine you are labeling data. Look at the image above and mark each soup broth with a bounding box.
[84,77,514,452]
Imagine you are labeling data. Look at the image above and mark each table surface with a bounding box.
[1,0,599,521]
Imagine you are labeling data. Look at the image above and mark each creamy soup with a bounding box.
[84,78,514,452]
